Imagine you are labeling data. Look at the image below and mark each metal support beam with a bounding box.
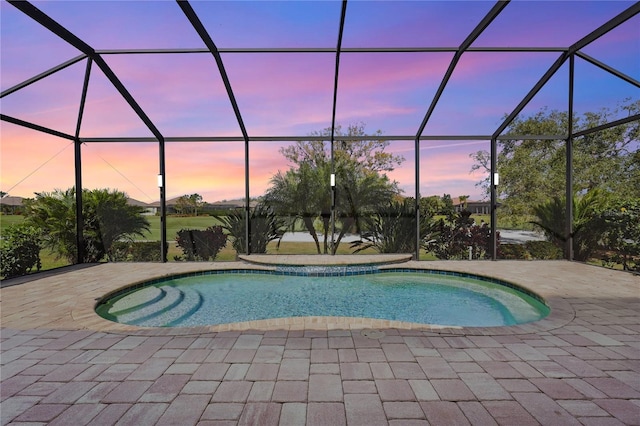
[494,2,640,139]
[576,52,640,89]
[0,114,75,140]
[416,1,509,138]
[569,2,640,53]
[159,141,167,262]
[566,54,575,261]
[573,113,640,138]
[79,134,576,143]
[244,139,250,255]
[94,46,569,55]
[414,137,421,260]
[7,1,164,143]
[177,1,249,142]
[177,0,252,252]
[329,0,348,255]
[490,137,498,260]
[73,58,92,264]
[1,54,87,98]
[493,53,568,138]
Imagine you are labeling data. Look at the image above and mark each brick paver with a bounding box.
[1,260,639,424]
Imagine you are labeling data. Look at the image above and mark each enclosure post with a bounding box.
[414,137,421,260]
[245,138,251,255]
[159,139,167,263]
[566,54,575,260]
[490,137,498,260]
[330,141,336,255]
[73,58,92,264]
[74,140,84,263]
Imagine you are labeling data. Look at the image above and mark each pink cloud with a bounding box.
[221,53,335,135]
[0,124,76,198]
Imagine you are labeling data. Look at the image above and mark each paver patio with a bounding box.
[1,259,639,425]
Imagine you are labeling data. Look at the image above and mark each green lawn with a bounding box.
[143,215,224,241]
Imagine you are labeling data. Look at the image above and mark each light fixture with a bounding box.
[157,174,163,188]
[493,172,499,186]
[330,173,336,188]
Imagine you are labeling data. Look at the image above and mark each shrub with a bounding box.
[176,226,227,261]
[109,241,164,262]
[351,199,432,254]
[524,241,563,259]
[598,200,640,272]
[426,211,499,260]
[0,224,42,279]
[215,204,285,255]
[499,241,562,260]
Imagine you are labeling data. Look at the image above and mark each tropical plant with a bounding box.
[175,226,227,261]
[263,162,329,254]
[110,241,164,262]
[264,123,403,254]
[23,188,150,263]
[530,189,610,261]
[85,189,151,261]
[598,199,640,272]
[0,224,42,278]
[351,198,434,254]
[334,168,397,254]
[215,203,286,255]
[426,211,498,260]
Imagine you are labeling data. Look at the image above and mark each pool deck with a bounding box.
[1,259,639,425]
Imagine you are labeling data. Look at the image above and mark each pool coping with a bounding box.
[59,259,577,337]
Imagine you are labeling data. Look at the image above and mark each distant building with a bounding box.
[452,197,491,215]
[0,196,25,214]
[126,198,156,215]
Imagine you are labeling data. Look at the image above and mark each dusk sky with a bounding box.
[1,1,638,204]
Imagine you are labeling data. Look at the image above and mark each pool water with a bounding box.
[96,270,549,328]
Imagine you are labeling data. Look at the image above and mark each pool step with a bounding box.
[136,287,203,327]
[111,286,203,327]
[114,286,183,325]
[109,286,165,315]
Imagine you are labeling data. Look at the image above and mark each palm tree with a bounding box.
[215,203,285,255]
[334,169,397,254]
[351,198,434,254]
[263,162,329,254]
[24,188,150,263]
[458,195,470,211]
[85,189,150,260]
[530,189,609,261]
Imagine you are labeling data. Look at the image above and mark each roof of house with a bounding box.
[126,197,151,207]
[0,196,25,206]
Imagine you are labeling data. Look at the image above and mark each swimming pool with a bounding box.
[96,268,549,328]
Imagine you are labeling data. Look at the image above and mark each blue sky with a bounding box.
[1,0,638,203]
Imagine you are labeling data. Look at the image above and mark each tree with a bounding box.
[599,198,640,271]
[470,99,640,219]
[440,194,455,216]
[23,188,150,263]
[264,123,404,254]
[263,162,329,254]
[458,195,470,211]
[419,195,444,217]
[531,189,617,262]
[175,193,204,216]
